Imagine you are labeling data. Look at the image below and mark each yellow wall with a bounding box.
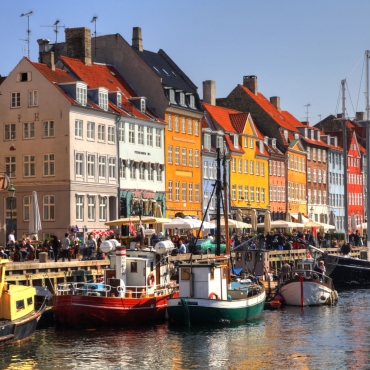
[287,145,307,215]
[164,110,203,219]
[230,119,269,212]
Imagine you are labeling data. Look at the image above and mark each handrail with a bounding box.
[280,269,333,287]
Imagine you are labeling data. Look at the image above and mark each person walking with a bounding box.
[61,233,71,262]
[86,234,97,259]
[51,235,60,262]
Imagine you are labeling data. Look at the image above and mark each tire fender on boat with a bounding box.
[209,292,219,300]
[147,272,155,286]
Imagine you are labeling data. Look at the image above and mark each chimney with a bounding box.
[300,121,309,126]
[270,96,280,111]
[65,27,92,65]
[132,27,143,52]
[37,38,51,53]
[37,39,55,71]
[337,113,343,119]
[243,75,258,95]
[356,112,365,121]
[203,80,216,105]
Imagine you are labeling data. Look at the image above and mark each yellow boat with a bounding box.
[0,259,48,346]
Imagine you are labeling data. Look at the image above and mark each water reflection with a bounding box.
[2,289,370,369]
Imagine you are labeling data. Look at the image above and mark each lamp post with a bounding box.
[8,183,16,234]
[310,206,314,220]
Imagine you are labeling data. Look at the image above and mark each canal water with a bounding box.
[1,288,370,369]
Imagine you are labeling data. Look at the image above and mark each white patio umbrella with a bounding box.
[29,191,42,237]
[105,216,171,226]
[257,220,305,228]
[211,218,252,228]
[164,217,209,230]
[356,223,367,230]
[264,210,271,233]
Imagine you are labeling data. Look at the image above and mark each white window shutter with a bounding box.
[16,73,20,82]
[27,72,32,81]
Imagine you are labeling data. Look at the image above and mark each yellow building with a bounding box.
[203,103,269,221]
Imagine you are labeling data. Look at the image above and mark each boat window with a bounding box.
[304,264,310,270]
[236,252,242,262]
[150,262,154,272]
[27,297,33,305]
[131,262,138,273]
[181,268,190,280]
[210,267,215,280]
[16,299,25,311]
[222,268,227,279]
[258,253,263,262]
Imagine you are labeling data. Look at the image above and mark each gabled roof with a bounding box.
[203,103,240,133]
[59,56,161,121]
[224,134,244,154]
[239,85,299,133]
[229,112,250,133]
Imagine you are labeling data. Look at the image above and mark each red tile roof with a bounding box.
[224,134,244,153]
[203,103,240,133]
[239,85,299,132]
[229,112,249,132]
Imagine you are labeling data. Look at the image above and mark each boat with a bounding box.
[53,238,179,327]
[0,259,48,346]
[278,257,338,307]
[166,149,266,325]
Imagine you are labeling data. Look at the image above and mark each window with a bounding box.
[194,120,199,136]
[232,185,236,200]
[175,116,179,132]
[5,156,16,178]
[250,138,254,148]
[23,155,35,177]
[168,114,172,131]
[313,148,316,161]
[244,137,248,148]
[180,92,185,106]
[281,186,285,202]
[148,165,154,181]
[238,185,243,200]
[204,191,209,208]
[269,160,272,175]
[256,187,260,202]
[75,153,83,176]
[156,129,161,147]
[98,156,106,178]
[117,93,122,109]
[204,134,211,150]
[140,98,146,113]
[195,150,199,167]
[109,158,116,178]
[273,161,276,175]
[281,162,285,176]
[168,146,173,164]
[256,162,259,175]
[182,182,186,201]
[204,162,208,178]
[182,117,186,133]
[261,188,265,203]
[188,118,193,134]
[119,160,126,179]
[11,92,20,108]
[98,124,106,142]
[313,169,317,183]
[28,90,38,107]
[43,154,55,176]
[157,167,162,182]
[23,196,30,221]
[189,95,195,108]
[43,195,55,221]
[4,124,16,140]
[88,155,95,177]
[88,196,95,221]
[244,160,248,174]
[261,163,265,176]
[250,160,254,174]
[99,90,108,111]
[175,182,180,201]
[277,162,280,176]
[147,127,153,146]
[76,84,87,106]
[217,136,223,151]
[318,149,321,162]
[232,158,236,172]
[181,148,186,166]
[195,183,199,202]
[129,124,135,143]
[188,149,193,166]
[108,127,115,143]
[323,151,327,163]
[169,89,175,103]
[138,126,144,145]
[42,121,54,137]
[244,186,249,201]
[75,120,83,138]
[87,122,95,140]
[189,183,193,202]
[139,163,145,180]
[238,159,242,173]
[99,197,107,221]
[307,168,311,182]
[250,186,255,202]
[168,181,173,201]
[234,135,239,148]
[175,147,180,165]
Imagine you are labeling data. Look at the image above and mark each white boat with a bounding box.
[279,258,338,307]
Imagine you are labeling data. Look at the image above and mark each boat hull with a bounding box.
[0,308,44,346]
[53,294,174,327]
[167,290,266,325]
[280,279,333,306]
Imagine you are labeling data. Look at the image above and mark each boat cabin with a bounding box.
[0,260,36,321]
[296,258,315,276]
[177,262,228,300]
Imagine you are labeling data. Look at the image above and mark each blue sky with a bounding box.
[1,0,370,124]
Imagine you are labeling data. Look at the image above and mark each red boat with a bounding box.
[53,240,178,327]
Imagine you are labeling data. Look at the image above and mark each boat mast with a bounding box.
[366,50,370,252]
[216,148,221,256]
[342,79,349,242]
[223,153,230,253]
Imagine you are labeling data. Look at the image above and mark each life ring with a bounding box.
[209,292,219,300]
[147,272,155,286]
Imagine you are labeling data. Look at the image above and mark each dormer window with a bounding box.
[311,130,314,140]
[98,88,108,111]
[317,132,320,141]
[140,98,146,113]
[169,89,175,103]
[217,136,223,151]
[76,83,87,106]
[189,95,195,108]
[304,128,308,138]
[272,139,276,149]
[294,133,299,140]
[234,135,239,148]
[204,134,211,150]
[179,92,185,106]
[259,140,264,154]
[117,93,122,109]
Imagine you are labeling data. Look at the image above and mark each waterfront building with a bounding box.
[0,52,118,242]
[217,75,307,216]
[55,49,166,222]
[297,125,329,223]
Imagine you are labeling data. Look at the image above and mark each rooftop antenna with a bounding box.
[304,103,310,124]
[41,20,66,59]
[91,14,98,62]
[20,10,33,59]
